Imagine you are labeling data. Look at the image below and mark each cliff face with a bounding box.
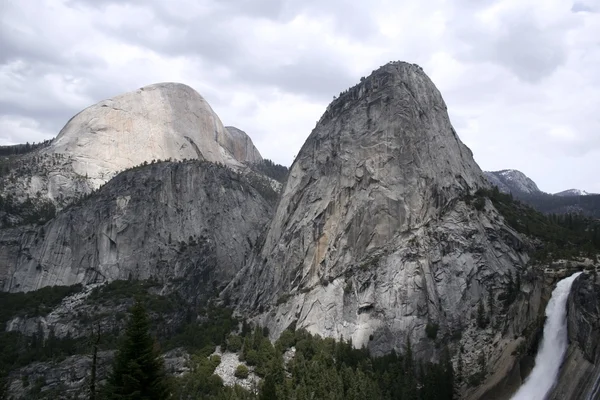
[0,83,263,213]
[229,63,536,390]
[549,272,600,400]
[48,83,244,185]
[0,161,273,292]
[224,126,263,164]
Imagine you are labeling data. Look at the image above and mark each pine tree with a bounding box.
[260,351,284,400]
[476,300,487,329]
[103,301,171,399]
[487,290,494,316]
[403,336,418,400]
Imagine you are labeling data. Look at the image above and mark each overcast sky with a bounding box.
[1,0,599,193]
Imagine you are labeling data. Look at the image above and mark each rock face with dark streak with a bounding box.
[225,126,263,164]
[549,272,600,400]
[0,161,273,292]
[230,62,534,387]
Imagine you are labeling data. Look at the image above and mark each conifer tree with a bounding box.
[103,301,171,399]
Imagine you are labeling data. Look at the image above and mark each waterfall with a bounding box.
[511,272,582,400]
[588,370,600,400]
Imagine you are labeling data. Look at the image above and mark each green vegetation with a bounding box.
[102,301,171,399]
[0,194,56,227]
[0,284,82,326]
[518,192,600,218]
[425,322,439,340]
[235,365,249,379]
[1,280,457,399]
[0,285,87,394]
[0,280,237,395]
[166,305,238,354]
[226,335,243,352]
[0,141,52,157]
[475,301,488,329]
[88,279,183,315]
[472,187,600,261]
[276,293,291,305]
[171,326,455,400]
[251,159,289,184]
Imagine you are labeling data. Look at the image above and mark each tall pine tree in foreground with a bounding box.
[103,301,171,399]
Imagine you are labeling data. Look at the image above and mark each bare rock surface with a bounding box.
[212,348,260,392]
[47,83,243,187]
[1,161,273,292]
[229,62,543,396]
[0,83,264,213]
[224,126,263,164]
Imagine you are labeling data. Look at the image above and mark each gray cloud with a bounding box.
[1,0,599,193]
[571,2,597,13]
[451,10,571,82]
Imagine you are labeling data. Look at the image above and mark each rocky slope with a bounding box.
[484,170,541,195]
[229,62,542,396]
[0,160,273,293]
[0,83,262,213]
[483,170,600,217]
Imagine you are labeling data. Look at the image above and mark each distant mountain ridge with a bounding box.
[484,169,541,195]
[555,189,597,197]
[484,169,600,217]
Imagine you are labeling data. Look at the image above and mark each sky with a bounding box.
[1,0,599,193]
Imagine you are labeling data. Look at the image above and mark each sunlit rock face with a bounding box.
[47,82,245,189]
[230,62,532,381]
[0,83,264,212]
[224,126,263,164]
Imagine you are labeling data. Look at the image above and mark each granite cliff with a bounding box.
[227,63,550,399]
[0,83,261,214]
[224,126,263,164]
[0,161,273,293]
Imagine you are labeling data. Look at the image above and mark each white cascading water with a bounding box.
[511,272,582,400]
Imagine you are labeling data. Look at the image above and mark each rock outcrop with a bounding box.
[229,62,533,391]
[484,170,542,195]
[224,126,263,164]
[549,272,600,400]
[0,161,273,292]
[0,83,264,212]
[48,83,244,186]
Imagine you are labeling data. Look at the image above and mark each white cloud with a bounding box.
[0,0,599,193]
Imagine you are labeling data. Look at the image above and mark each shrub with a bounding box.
[425,322,439,340]
[275,329,295,351]
[245,349,259,366]
[234,364,249,379]
[209,355,221,368]
[226,335,243,353]
[276,294,291,305]
[467,371,485,387]
[473,197,485,211]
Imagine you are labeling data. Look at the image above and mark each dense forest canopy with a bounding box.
[0,140,52,157]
